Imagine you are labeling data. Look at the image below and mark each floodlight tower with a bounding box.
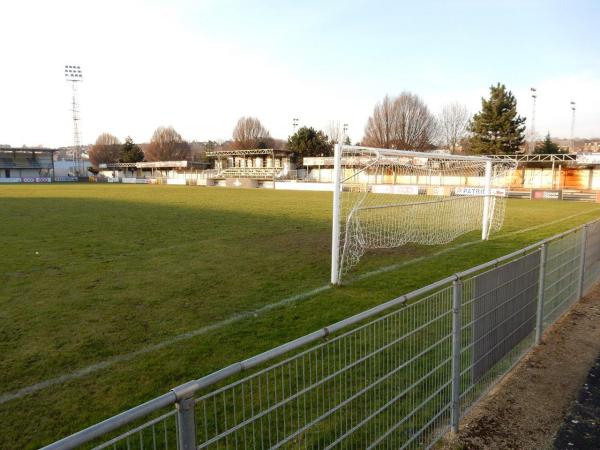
[292,118,299,134]
[570,101,576,153]
[343,123,348,143]
[64,65,83,175]
[529,88,537,153]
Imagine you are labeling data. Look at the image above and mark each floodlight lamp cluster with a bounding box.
[65,65,83,81]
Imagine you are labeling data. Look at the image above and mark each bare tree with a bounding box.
[232,117,271,149]
[363,92,437,150]
[326,121,344,144]
[363,95,398,149]
[438,102,470,153]
[144,126,191,161]
[88,133,121,166]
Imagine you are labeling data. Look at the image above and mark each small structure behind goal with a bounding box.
[331,145,516,284]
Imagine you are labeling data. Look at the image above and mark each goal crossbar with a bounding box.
[347,145,494,162]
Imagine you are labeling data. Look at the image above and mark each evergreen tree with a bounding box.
[119,136,144,163]
[534,133,564,154]
[469,83,526,154]
[287,126,333,166]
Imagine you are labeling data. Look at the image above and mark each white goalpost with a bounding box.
[331,145,516,284]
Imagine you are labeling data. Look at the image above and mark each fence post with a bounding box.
[535,244,547,345]
[577,225,588,299]
[176,396,196,450]
[451,277,463,434]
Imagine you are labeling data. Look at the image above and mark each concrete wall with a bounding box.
[0,168,44,178]
[273,181,334,191]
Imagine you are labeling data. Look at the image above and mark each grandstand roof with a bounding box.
[99,160,208,169]
[0,147,56,153]
[302,153,595,167]
[206,148,292,157]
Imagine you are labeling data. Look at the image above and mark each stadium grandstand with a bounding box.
[0,148,56,182]
[97,149,295,187]
[98,160,210,185]
[303,152,600,201]
[207,148,295,178]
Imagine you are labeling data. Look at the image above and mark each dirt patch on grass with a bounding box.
[441,284,600,450]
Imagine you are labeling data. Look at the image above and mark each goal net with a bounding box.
[331,145,516,284]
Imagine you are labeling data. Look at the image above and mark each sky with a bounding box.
[0,0,599,148]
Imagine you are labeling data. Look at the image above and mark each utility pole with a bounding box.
[529,88,537,153]
[570,101,576,153]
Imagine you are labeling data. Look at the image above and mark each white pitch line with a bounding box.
[0,285,331,405]
[356,208,600,281]
[2,208,599,404]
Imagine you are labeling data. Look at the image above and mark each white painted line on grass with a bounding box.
[0,285,330,405]
[356,209,600,281]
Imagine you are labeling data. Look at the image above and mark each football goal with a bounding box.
[331,145,516,284]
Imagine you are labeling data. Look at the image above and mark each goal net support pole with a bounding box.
[481,160,493,240]
[331,143,343,285]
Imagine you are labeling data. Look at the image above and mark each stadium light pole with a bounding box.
[570,101,576,153]
[529,88,537,154]
[292,118,299,135]
[65,65,83,176]
[343,123,348,143]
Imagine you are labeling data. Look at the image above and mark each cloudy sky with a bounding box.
[1,0,599,147]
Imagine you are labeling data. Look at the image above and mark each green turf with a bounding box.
[1,184,599,448]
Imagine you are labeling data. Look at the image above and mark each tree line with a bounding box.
[362,83,563,155]
[88,117,334,168]
[89,82,563,169]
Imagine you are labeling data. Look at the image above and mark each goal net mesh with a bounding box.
[336,146,516,280]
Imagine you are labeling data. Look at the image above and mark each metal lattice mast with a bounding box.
[570,101,576,153]
[65,65,83,175]
[529,87,537,153]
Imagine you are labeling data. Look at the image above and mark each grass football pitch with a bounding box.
[2,184,600,448]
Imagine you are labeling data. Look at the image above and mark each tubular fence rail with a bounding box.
[43,219,600,450]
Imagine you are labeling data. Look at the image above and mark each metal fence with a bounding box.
[43,219,600,450]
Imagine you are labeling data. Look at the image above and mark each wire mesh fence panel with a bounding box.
[459,250,541,414]
[89,410,178,450]
[194,287,455,450]
[584,222,600,294]
[543,230,583,328]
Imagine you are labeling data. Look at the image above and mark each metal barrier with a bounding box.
[42,219,600,450]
